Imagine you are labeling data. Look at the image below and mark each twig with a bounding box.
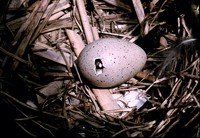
[66,29,100,111]
[71,0,120,115]
[29,0,60,44]
[11,0,51,70]
[0,47,31,66]
[66,29,120,115]
[0,90,65,118]
[132,0,145,24]
[76,0,94,43]
[16,122,37,137]
[103,0,132,12]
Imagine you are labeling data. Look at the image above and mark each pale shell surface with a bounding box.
[77,38,147,88]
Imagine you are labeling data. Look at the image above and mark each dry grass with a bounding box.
[0,0,199,137]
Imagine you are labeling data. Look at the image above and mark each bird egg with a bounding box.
[77,38,147,88]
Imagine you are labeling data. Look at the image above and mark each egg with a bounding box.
[77,38,147,88]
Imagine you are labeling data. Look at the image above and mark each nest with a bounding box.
[0,0,199,137]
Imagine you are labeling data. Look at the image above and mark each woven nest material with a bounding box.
[0,0,199,137]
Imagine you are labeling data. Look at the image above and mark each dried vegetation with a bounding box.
[0,0,199,137]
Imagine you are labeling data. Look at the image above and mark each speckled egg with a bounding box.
[77,38,147,88]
